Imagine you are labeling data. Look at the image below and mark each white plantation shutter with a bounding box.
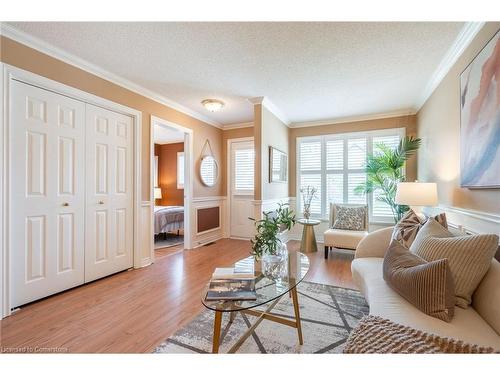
[373,135,400,154]
[297,127,404,222]
[347,173,366,204]
[300,141,321,171]
[177,152,185,189]
[347,138,366,169]
[326,139,343,170]
[371,134,402,219]
[234,148,255,191]
[326,174,343,204]
[300,174,322,214]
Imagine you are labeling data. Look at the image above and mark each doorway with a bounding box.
[227,137,255,238]
[151,116,193,257]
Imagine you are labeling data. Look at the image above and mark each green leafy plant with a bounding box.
[354,136,421,223]
[250,203,296,258]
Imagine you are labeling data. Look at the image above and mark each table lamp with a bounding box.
[395,182,438,216]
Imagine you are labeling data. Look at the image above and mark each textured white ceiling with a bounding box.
[7,22,465,125]
[154,123,184,144]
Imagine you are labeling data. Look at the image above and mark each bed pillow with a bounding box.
[383,239,455,322]
[332,205,366,231]
[410,220,499,308]
[391,210,448,249]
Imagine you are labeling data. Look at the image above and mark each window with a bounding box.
[233,142,255,193]
[177,152,185,189]
[297,128,405,223]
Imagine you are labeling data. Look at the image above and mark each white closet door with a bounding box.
[11,80,86,307]
[85,104,134,282]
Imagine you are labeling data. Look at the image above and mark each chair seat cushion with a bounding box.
[324,229,368,249]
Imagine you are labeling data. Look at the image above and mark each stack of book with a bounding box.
[205,259,257,301]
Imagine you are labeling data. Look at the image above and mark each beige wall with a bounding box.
[260,106,289,200]
[417,22,500,215]
[288,115,418,196]
[0,36,223,201]
[221,126,254,196]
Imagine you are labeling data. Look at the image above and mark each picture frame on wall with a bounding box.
[459,29,500,188]
[269,146,288,183]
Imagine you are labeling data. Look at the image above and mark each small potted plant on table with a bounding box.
[250,203,296,280]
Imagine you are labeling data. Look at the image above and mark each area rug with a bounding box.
[154,234,184,249]
[154,281,369,354]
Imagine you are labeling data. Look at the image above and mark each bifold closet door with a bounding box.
[11,80,86,307]
[85,104,134,282]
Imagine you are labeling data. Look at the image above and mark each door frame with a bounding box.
[150,116,194,251]
[1,64,144,318]
[226,136,254,239]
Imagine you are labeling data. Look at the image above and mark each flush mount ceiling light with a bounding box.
[201,99,225,112]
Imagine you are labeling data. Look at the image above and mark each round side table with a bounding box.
[297,219,321,253]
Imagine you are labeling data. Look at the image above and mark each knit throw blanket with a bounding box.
[343,315,497,354]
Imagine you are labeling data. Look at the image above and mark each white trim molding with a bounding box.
[222,121,253,130]
[0,22,222,129]
[416,22,485,110]
[289,109,416,129]
[248,96,290,126]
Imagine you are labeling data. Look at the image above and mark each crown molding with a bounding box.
[416,22,485,110]
[248,96,290,126]
[0,22,223,129]
[221,121,254,130]
[289,109,416,129]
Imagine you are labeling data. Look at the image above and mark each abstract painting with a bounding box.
[460,30,500,188]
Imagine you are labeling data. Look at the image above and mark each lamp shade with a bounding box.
[154,187,162,199]
[395,182,438,206]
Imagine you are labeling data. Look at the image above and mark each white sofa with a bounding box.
[351,227,500,350]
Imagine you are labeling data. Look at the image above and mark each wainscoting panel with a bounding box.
[424,205,500,236]
[192,196,227,248]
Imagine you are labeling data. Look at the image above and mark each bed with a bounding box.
[154,205,184,235]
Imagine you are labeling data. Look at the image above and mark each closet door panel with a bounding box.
[85,104,133,282]
[11,81,85,307]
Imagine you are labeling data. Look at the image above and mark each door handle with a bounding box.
[98,201,105,205]
[62,202,69,207]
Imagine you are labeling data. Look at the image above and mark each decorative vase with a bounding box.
[261,243,288,280]
[303,204,311,220]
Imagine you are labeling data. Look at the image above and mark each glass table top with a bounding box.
[202,250,310,312]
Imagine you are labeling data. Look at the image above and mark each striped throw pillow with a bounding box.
[411,219,499,308]
[383,239,455,322]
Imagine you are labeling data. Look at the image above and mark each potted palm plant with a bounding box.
[354,136,421,223]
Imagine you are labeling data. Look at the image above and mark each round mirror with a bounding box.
[200,156,218,187]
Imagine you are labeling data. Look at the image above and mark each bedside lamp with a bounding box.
[395,182,438,216]
[154,187,162,200]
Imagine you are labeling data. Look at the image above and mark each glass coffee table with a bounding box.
[202,250,310,353]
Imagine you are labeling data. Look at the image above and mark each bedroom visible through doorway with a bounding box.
[153,121,188,255]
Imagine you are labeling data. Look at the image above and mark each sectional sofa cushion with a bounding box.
[410,219,499,308]
[383,239,455,322]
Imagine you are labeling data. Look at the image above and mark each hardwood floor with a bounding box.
[0,239,355,353]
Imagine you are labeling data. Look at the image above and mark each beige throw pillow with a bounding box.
[411,219,499,308]
[383,240,455,322]
[391,210,448,249]
[332,205,366,231]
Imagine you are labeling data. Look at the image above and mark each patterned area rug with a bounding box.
[154,281,369,353]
